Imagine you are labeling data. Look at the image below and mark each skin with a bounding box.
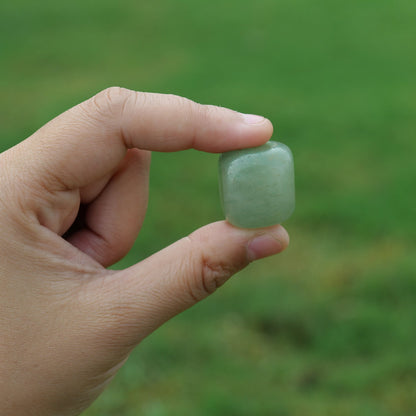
[0,87,289,416]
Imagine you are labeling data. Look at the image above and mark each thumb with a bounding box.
[102,221,289,344]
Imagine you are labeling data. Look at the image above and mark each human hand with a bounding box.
[0,87,289,416]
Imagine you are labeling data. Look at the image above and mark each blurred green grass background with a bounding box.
[1,0,416,414]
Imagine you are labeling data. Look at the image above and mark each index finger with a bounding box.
[12,87,273,190]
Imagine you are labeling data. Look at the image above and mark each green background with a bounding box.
[1,0,415,414]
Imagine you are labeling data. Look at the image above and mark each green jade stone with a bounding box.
[218,141,295,228]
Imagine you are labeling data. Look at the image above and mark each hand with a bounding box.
[0,87,289,416]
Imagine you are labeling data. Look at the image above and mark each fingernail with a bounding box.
[247,234,283,261]
[241,113,266,124]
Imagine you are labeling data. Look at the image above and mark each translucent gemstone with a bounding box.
[218,141,295,228]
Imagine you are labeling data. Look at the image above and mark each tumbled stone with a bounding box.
[218,141,295,228]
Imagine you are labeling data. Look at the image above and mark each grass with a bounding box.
[1,0,415,414]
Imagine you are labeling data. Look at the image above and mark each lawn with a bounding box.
[1,0,415,414]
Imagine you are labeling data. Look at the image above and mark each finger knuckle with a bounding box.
[187,99,209,124]
[166,94,198,118]
[88,86,132,119]
[166,95,205,147]
[200,257,233,294]
[185,237,233,302]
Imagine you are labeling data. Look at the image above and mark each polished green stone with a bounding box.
[218,141,295,228]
